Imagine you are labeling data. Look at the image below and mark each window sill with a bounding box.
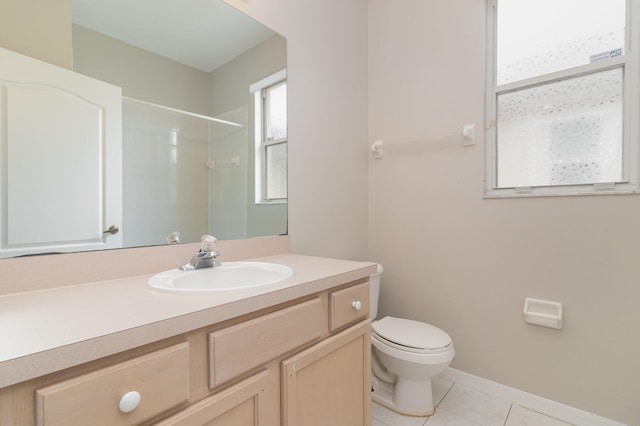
[484,184,640,199]
[255,200,288,205]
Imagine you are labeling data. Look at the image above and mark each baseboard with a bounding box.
[440,368,626,426]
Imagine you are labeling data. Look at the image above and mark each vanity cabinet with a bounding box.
[0,277,371,426]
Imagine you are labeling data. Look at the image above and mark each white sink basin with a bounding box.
[148,261,293,293]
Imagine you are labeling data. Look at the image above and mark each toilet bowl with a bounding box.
[369,264,455,416]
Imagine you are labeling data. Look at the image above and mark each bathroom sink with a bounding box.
[148,261,293,293]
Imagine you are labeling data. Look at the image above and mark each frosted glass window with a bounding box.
[497,68,623,187]
[497,0,626,85]
[266,142,288,199]
[265,82,287,142]
[486,0,638,196]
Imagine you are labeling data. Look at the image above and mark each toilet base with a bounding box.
[371,374,435,417]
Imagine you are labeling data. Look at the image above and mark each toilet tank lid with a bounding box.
[372,316,452,350]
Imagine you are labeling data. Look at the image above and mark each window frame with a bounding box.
[250,69,287,205]
[484,0,640,198]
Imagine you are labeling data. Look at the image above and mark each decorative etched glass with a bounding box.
[496,67,623,188]
[497,0,626,85]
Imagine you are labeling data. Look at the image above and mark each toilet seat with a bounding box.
[372,316,452,354]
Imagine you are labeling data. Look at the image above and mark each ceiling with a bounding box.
[72,0,276,73]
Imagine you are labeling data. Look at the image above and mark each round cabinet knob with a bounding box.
[352,300,362,311]
[119,391,141,413]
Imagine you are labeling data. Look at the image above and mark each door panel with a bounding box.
[0,46,122,256]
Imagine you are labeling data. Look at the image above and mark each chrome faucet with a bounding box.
[179,235,220,271]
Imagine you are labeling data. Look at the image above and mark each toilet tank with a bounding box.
[370,263,383,320]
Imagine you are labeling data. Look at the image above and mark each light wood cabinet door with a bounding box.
[281,320,371,426]
[155,370,269,426]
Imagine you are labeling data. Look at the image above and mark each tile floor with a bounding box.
[371,377,575,426]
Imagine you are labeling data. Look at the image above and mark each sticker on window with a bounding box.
[590,48,623,62]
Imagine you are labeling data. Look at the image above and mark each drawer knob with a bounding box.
[119,390,141,413]
[352,300,362,311]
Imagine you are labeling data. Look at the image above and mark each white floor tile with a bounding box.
[371,401,428,426]
[425,408,482,426]
[438,384,511,426]
[432,376,454,406]
[373,418,390,426]
[505,405,575,426]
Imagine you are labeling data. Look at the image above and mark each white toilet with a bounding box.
[369,264,455,416]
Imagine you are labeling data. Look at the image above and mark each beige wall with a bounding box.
[369,1,640,424]
[0,0,72,69]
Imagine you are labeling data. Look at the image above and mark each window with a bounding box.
[251,70,287,204]
[485,0,639,197]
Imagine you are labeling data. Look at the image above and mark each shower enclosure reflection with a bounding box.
[122,98,284,248]
[74,0,287,248]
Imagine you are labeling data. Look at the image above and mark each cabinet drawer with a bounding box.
[35,342,189,426]
[330,282,370,331]
[209,298,323,387]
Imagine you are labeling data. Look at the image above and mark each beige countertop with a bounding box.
[0,254,376,388]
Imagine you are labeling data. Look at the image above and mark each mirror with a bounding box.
[0,0,287,258]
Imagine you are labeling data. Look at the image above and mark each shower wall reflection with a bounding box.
[123,99,262,247]
[123,99,210,247]
[208,106,250,241]
[122,100,281,247]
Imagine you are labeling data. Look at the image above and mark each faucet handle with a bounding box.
[200,235,218,252]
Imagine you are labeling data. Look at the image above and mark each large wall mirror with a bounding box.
[0,0,287,258]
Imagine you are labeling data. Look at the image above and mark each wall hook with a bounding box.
[462,124,476,146]
[371,140,384,159]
